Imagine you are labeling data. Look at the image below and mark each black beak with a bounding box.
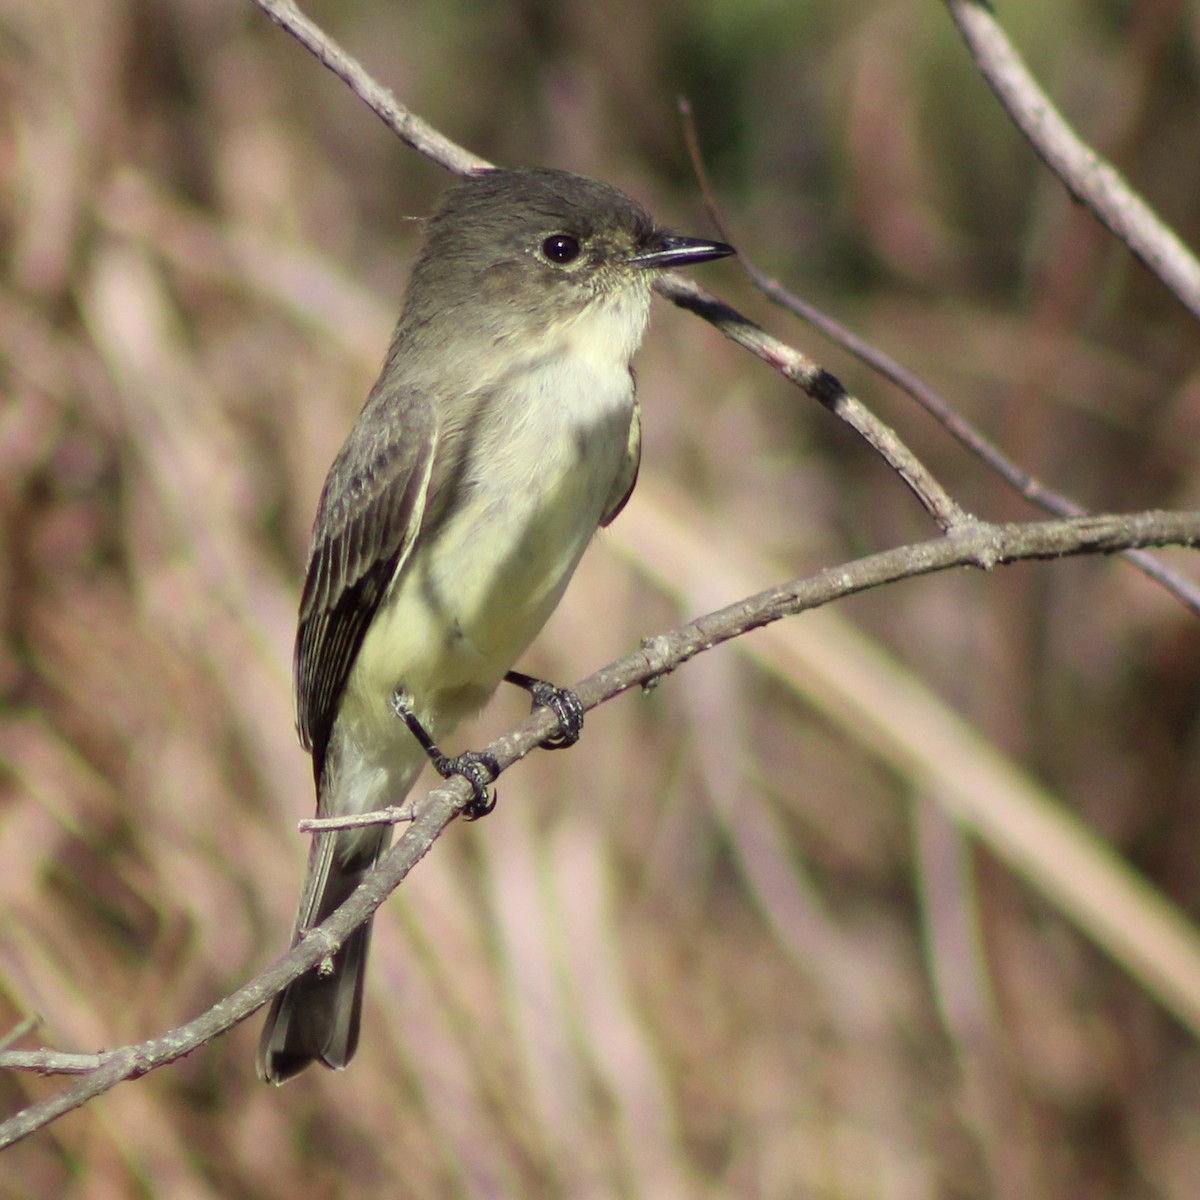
[631,233,735,270]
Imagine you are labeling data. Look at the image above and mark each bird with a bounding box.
[257,166,733,1083]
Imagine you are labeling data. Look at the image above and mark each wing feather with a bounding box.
[294,388,437,779]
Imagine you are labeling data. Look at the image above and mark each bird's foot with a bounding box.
[503,670,584,749]
[390,690,499,819]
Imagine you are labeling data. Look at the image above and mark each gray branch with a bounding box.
[945,0,1200,322]
[3,509,1199,1150]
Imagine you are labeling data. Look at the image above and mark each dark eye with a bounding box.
[541,234,581,264]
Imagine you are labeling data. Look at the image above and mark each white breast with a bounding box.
[347,287,647,740]
[427,348,635,667]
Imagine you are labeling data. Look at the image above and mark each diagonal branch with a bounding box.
[247,0,965,532]
[945,0,1200,322]
[7,0,1190,1161]
[4,509,1200,1148]
[253,0,487,175]
[652,273,968,530]
[676,98,1200,617]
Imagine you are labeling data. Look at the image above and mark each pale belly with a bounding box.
[339,359,636,761]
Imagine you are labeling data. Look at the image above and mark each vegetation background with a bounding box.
[3,0,1200,1196]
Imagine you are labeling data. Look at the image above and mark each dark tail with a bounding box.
[256,829,387,1084]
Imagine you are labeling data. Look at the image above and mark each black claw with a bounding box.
[434,750,500,820]
[504,671,584,749]
[462,787,498,821]
[533,684,584,749]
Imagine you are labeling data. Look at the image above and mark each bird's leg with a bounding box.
[389,691,498,820]
[504,670,584,749]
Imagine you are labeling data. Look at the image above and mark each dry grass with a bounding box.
[3,1,1200,1196]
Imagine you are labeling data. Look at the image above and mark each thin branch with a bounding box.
[299,803,418,833]
[251,0,487,177]
[0,1050,111,1076]
[248,0,967,533]
[741,273,1200,617]
[0,780,465,1149]
[4,511,1197,1151]
[653,273,969,531]
[945,0,1200,323]
[677,98,1200,617]
[11,0,1186,1158]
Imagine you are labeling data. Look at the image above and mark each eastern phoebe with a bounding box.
[257,167,733,1083]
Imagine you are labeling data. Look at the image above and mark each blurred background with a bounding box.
[3,0,1200,1195]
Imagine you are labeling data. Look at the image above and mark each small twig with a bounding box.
[0,777,467,1149]
[251,0,486,177]
[249,0,966,534]
[677,97,1200,617]
[0,1049,112,1076]
[299,803,418,834]
[742,273,1200,617]
[944,0,1200,323]
[653,273,970,532]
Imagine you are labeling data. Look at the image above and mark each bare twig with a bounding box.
[0,778,465,1148]
[742,272,1200,616]
[0,1049,111,1076]
[299,803,418,833]
[944,0,1200,322]
[3,509,1199,1149]
[248,0,966,532]
[677,98,1200,617]
[654,273,970,531]
[251,0,486,177]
